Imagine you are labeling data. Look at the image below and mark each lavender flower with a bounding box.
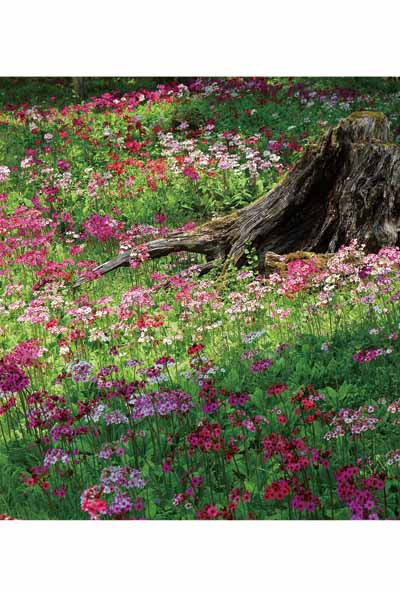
[130,389,193,420]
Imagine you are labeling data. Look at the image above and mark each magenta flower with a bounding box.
[0,361,30,395]
[182,166,199,181]
[250,358,273,373]
[83,213,120,242]
[56,159,71,171]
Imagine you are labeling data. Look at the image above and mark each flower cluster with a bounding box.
[0,361,30,395]
[264,479,291,501]
[353,348,392,363]
[335,466,384,520]
[187,421,225,456]
[67,360,94,383]
[250,358,273,373]
[43,447,71,468]
[83,213,121,242]
[3,339,46,368]
[130,389,193,419]
[325,406,379,439]
[80,485,108,520]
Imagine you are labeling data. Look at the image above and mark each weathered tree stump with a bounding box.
[74,111,400,286]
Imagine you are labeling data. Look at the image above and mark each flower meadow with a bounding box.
[0,77,400,520]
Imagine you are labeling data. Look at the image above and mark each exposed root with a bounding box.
[73,112,400,289]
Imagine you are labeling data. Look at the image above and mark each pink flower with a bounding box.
[84,213,120,242]
[56,159,71,171]
[69,244,83,256]
[204,504,219,519]
[182,166,199,181]
[154,212,166,225]
[250,358,273,373]
[0,361,30,394]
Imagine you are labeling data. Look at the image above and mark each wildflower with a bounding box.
[108,492,133,516]
[56,159,71,171]
[204,504,219,519]
[335,465,383,519]
[104,410,129,425]
[81,486,108,520]
[43,448,71,468]
[267,384,288,397]
[242,417,256,432]
[0,361,30,395]
[182,166,199,181]
[188,343,204,356]
[130,390,193,419]
[250,358,273,373]
[3,339,46,368]
[0,165,11,182]
[84,213,120,242]
[53,488,66,498]
[353,348,389,364]
[241,330,266,344]
[154,212,166,225]
[264,479,291,501]
[325,406,379,438]
[129,244,150,269]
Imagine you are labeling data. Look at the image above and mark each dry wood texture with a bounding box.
[74,111,400,286]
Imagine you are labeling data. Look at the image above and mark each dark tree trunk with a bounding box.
[74,112,400,286]
[72,77,87,100]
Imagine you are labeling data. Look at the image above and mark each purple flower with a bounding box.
[250,358,273,373]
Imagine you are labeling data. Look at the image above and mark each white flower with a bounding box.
[0,165,11,182]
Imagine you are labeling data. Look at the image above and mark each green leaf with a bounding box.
[253,387,265,411]
[244,480,256,493]
[147,501,158,519]
[221,368,241,389]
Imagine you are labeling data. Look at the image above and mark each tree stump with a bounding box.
[74,111,400,286]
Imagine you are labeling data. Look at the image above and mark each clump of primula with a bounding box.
[0,361,30,396]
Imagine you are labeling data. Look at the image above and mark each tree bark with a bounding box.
[72,77,87,100]
[74,112,400,286]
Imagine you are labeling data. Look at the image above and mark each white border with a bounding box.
[0,521,399,590]
[1,0,399,75]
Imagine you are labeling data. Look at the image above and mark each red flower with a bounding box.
[187,343,204,356]
[125,139,142,153]
[265,479,291,501]
[146,175,157,192]
[267,384,289,397]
